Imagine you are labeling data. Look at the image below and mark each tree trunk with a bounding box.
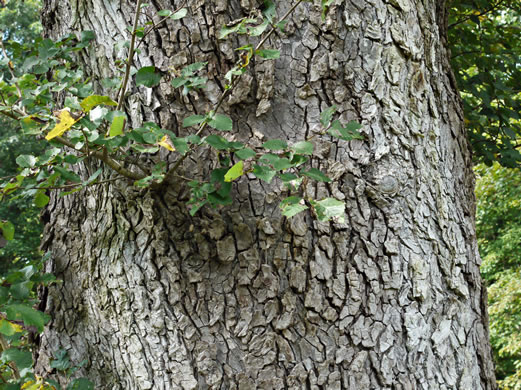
[36,0,497,388]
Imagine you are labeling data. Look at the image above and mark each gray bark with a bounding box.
[36,0,497,389]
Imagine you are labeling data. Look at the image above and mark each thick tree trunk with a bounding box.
[36,0,497,388]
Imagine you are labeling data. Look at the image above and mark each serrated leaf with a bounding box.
[0,319,23,336]
[273,158,293,171]
[262,139,288,150]
[328,120,364,141]
[253,165,276,183]
[5,304,50,333]
[320,105,337,127]
[136,66,162,88]
[312,197,345,222]
[205,135,231,150]
[1,348,32,370]
[109,115,125,137]
[181,62,208,76]
[171,8,188,20]
[235,148,256,160]
[208,114,233,131]
[256,49,280,59]
[45,110,80,140]
[183,114,205,128]
[224,161,244,182]
[171,137,189,154]
[280,197,308,218]
[291,141,313,155]
[80,95,117,113]
[34,191,50,208]
[16,155,36,168]
[302,168,331,182]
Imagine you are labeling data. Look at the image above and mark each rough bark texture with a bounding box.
[37,0,497,389]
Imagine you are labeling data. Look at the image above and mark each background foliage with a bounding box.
[449,0,521,387]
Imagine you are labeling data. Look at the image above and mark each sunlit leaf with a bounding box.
[45,110,80,140]
[80,95,117,113]
[224,161,244,182]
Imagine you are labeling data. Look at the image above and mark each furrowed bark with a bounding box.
[37,1,497,388]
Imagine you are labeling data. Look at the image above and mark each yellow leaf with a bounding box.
[45,110,79,140]
[0,318,23,335]
[224,160,244,182]
[158,135,175,151]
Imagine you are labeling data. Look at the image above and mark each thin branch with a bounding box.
[53,136,145,181]
[116,0,144,111]
[34,177,124,191]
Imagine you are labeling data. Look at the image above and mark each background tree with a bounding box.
[0,0,44,270]
[476,163,521,389]
[0,0,500,388]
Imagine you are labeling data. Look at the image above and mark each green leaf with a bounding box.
[273,158,293,171]
[81,31,96,42]
[253,165,277,183]
[181,62,208,76]
[171,137,189,155]
[320,105,337,127]
[1,348,32,370]
[312,198,345,222]
[208,114,233,131]
[0,221,15,241]
[80,95,117,113]
[21,116,43,135]
[171,8,188,20]
[328,120,363,141]
[172,77,187,88]
[224,161,244,182]
[291,141,313,155]
[262,139,288,150]
[5,304,50,333]
[51,349,71,371]
[16,155,36,168]
[83,168,103,187]
[205,135,231,150]
[256,49,280,59]
[248,20,270,37]
[34,191,50,208]
[131,145,159,153]
[158,9,173,17]
[183,114,205,128]
[54,167,82,183]
[280,196,308,218]
[235,148,256,160]
[302,168,331,182]
[135,66,162,88]
[109,115,126,137]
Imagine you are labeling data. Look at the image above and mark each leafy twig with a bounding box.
[161,0,304,186]
[116,0,144,111]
